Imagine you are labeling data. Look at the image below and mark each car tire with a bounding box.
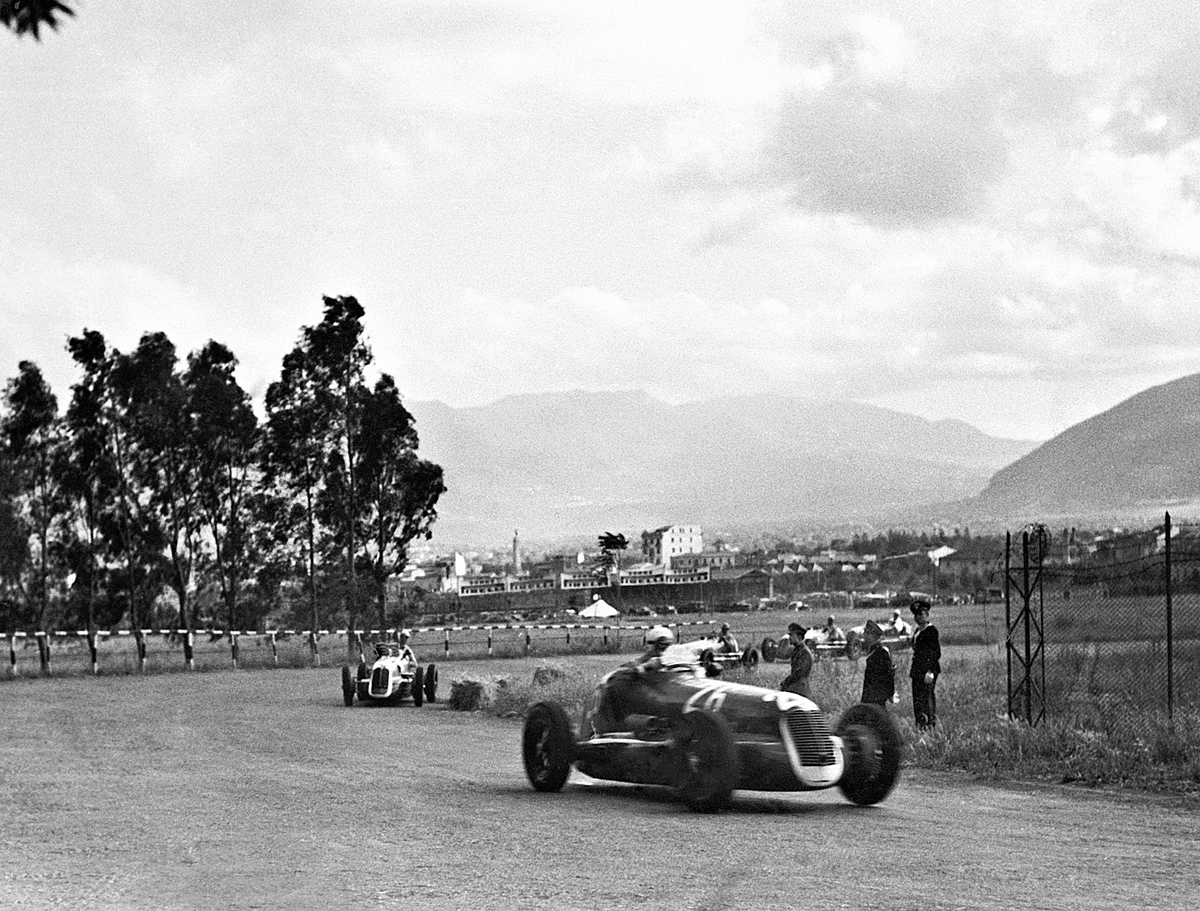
[672,711,739,813]
[845,634,863,662]
[424,663,438,703]
[412,666,425,707]
[741,647,759,670]
[760,637,777,663]
[835,703,902,806]
[341,665,355,707]
[522,701,575,793]
[355,661,370,702]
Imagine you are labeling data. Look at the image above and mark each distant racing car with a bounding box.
[341,641,438,707]
[521,641,901,812]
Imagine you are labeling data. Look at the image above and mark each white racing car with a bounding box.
[341,641,438,707]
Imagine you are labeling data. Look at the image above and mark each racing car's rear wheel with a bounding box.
[835,703,902,806]
[741,647,759,670]
[522,701,575,793]
[672,711,739,813]
[424,663,438,703]
[341,665,355,707]
[760,637,778,663]
[845,634,863,662]
[412,666,425,707]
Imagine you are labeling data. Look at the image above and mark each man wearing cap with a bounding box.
[909,599,941,729]
[396,629,416,669]
[779,622,814,699]
[860,620,896,708]
[715,622,739,655]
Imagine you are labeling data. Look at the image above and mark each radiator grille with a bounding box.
[371,667,389,694]
[784,708,836,767]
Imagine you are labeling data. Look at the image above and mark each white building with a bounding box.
[641,524,704,570]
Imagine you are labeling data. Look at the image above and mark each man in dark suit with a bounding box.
[860,620,895,708]
[780,622,814,699]
[909,599,941,729]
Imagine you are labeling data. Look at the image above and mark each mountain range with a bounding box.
[972,372,1200,522]
[406,390,1041,549]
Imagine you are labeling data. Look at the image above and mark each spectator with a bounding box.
[715,622,739,654]
[860,620,896,708]
[909,599,941,729]
[779,622,814,699]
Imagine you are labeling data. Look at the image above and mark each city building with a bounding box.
[641,524,704,570]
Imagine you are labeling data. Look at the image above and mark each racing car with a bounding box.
[341,641,438,707]
[692,636,760,673]
[521,642,901,812]
[761,620,912,663]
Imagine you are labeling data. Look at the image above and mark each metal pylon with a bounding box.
[1005,525,1047,726]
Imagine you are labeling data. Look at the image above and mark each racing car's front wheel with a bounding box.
[522,701,575,793]
[340,665,355,707]
[412,666,425,707]
[741,647,759,670]
[844,634,863,662]
[835,703,902,806]
[672,711,739,813]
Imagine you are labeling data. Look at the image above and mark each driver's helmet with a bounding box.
[399,629,412,641]
[645,626,675,650]
[826,615,836,626]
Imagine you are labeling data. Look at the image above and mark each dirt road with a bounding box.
[0,665,1194,910]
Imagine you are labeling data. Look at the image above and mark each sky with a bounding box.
[3,0,1200,442]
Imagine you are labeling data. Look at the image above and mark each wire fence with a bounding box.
[1011,514,1200,731]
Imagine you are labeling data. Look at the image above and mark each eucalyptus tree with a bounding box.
[262,346,328,642]
[0,451,29,629]
[1,361,67,631]
[56,331,120,637]
[357,373,445,630]
[1,0,73,39]
[109,333,204,667]
[307,296,372,642]
[185,341,258,634]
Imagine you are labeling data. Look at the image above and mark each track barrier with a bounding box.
[0,620,720,680]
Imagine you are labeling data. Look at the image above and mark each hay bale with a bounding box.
[448,675,516,711]
[449,679,485,711]
[532,664,566,686]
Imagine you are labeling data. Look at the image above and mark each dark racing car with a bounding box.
[521,642,901,812]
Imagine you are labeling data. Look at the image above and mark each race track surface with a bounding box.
[0,665,1195,911]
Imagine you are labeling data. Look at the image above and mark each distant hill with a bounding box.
[973,372,1200,520]
[406,390,1038,548]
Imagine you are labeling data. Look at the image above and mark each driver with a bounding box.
[715,622,739,655]
[595,626,676,733]
[888,608,911,637]
[396,629,416,667]
[822,615,846,643]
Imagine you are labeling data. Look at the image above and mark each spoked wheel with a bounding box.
[340,665,355,707]
[835,703,902,806]
[760,637,778,663]
[412,666,425,707]
[522,701,575,792]
[424,663,438,703]
[699,648,721,677]
[741,648,759,670]
[672,711,739,813]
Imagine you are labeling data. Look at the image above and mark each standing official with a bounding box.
[780,622,814,699]
[860,620,895,708]
[909,599,941,729]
